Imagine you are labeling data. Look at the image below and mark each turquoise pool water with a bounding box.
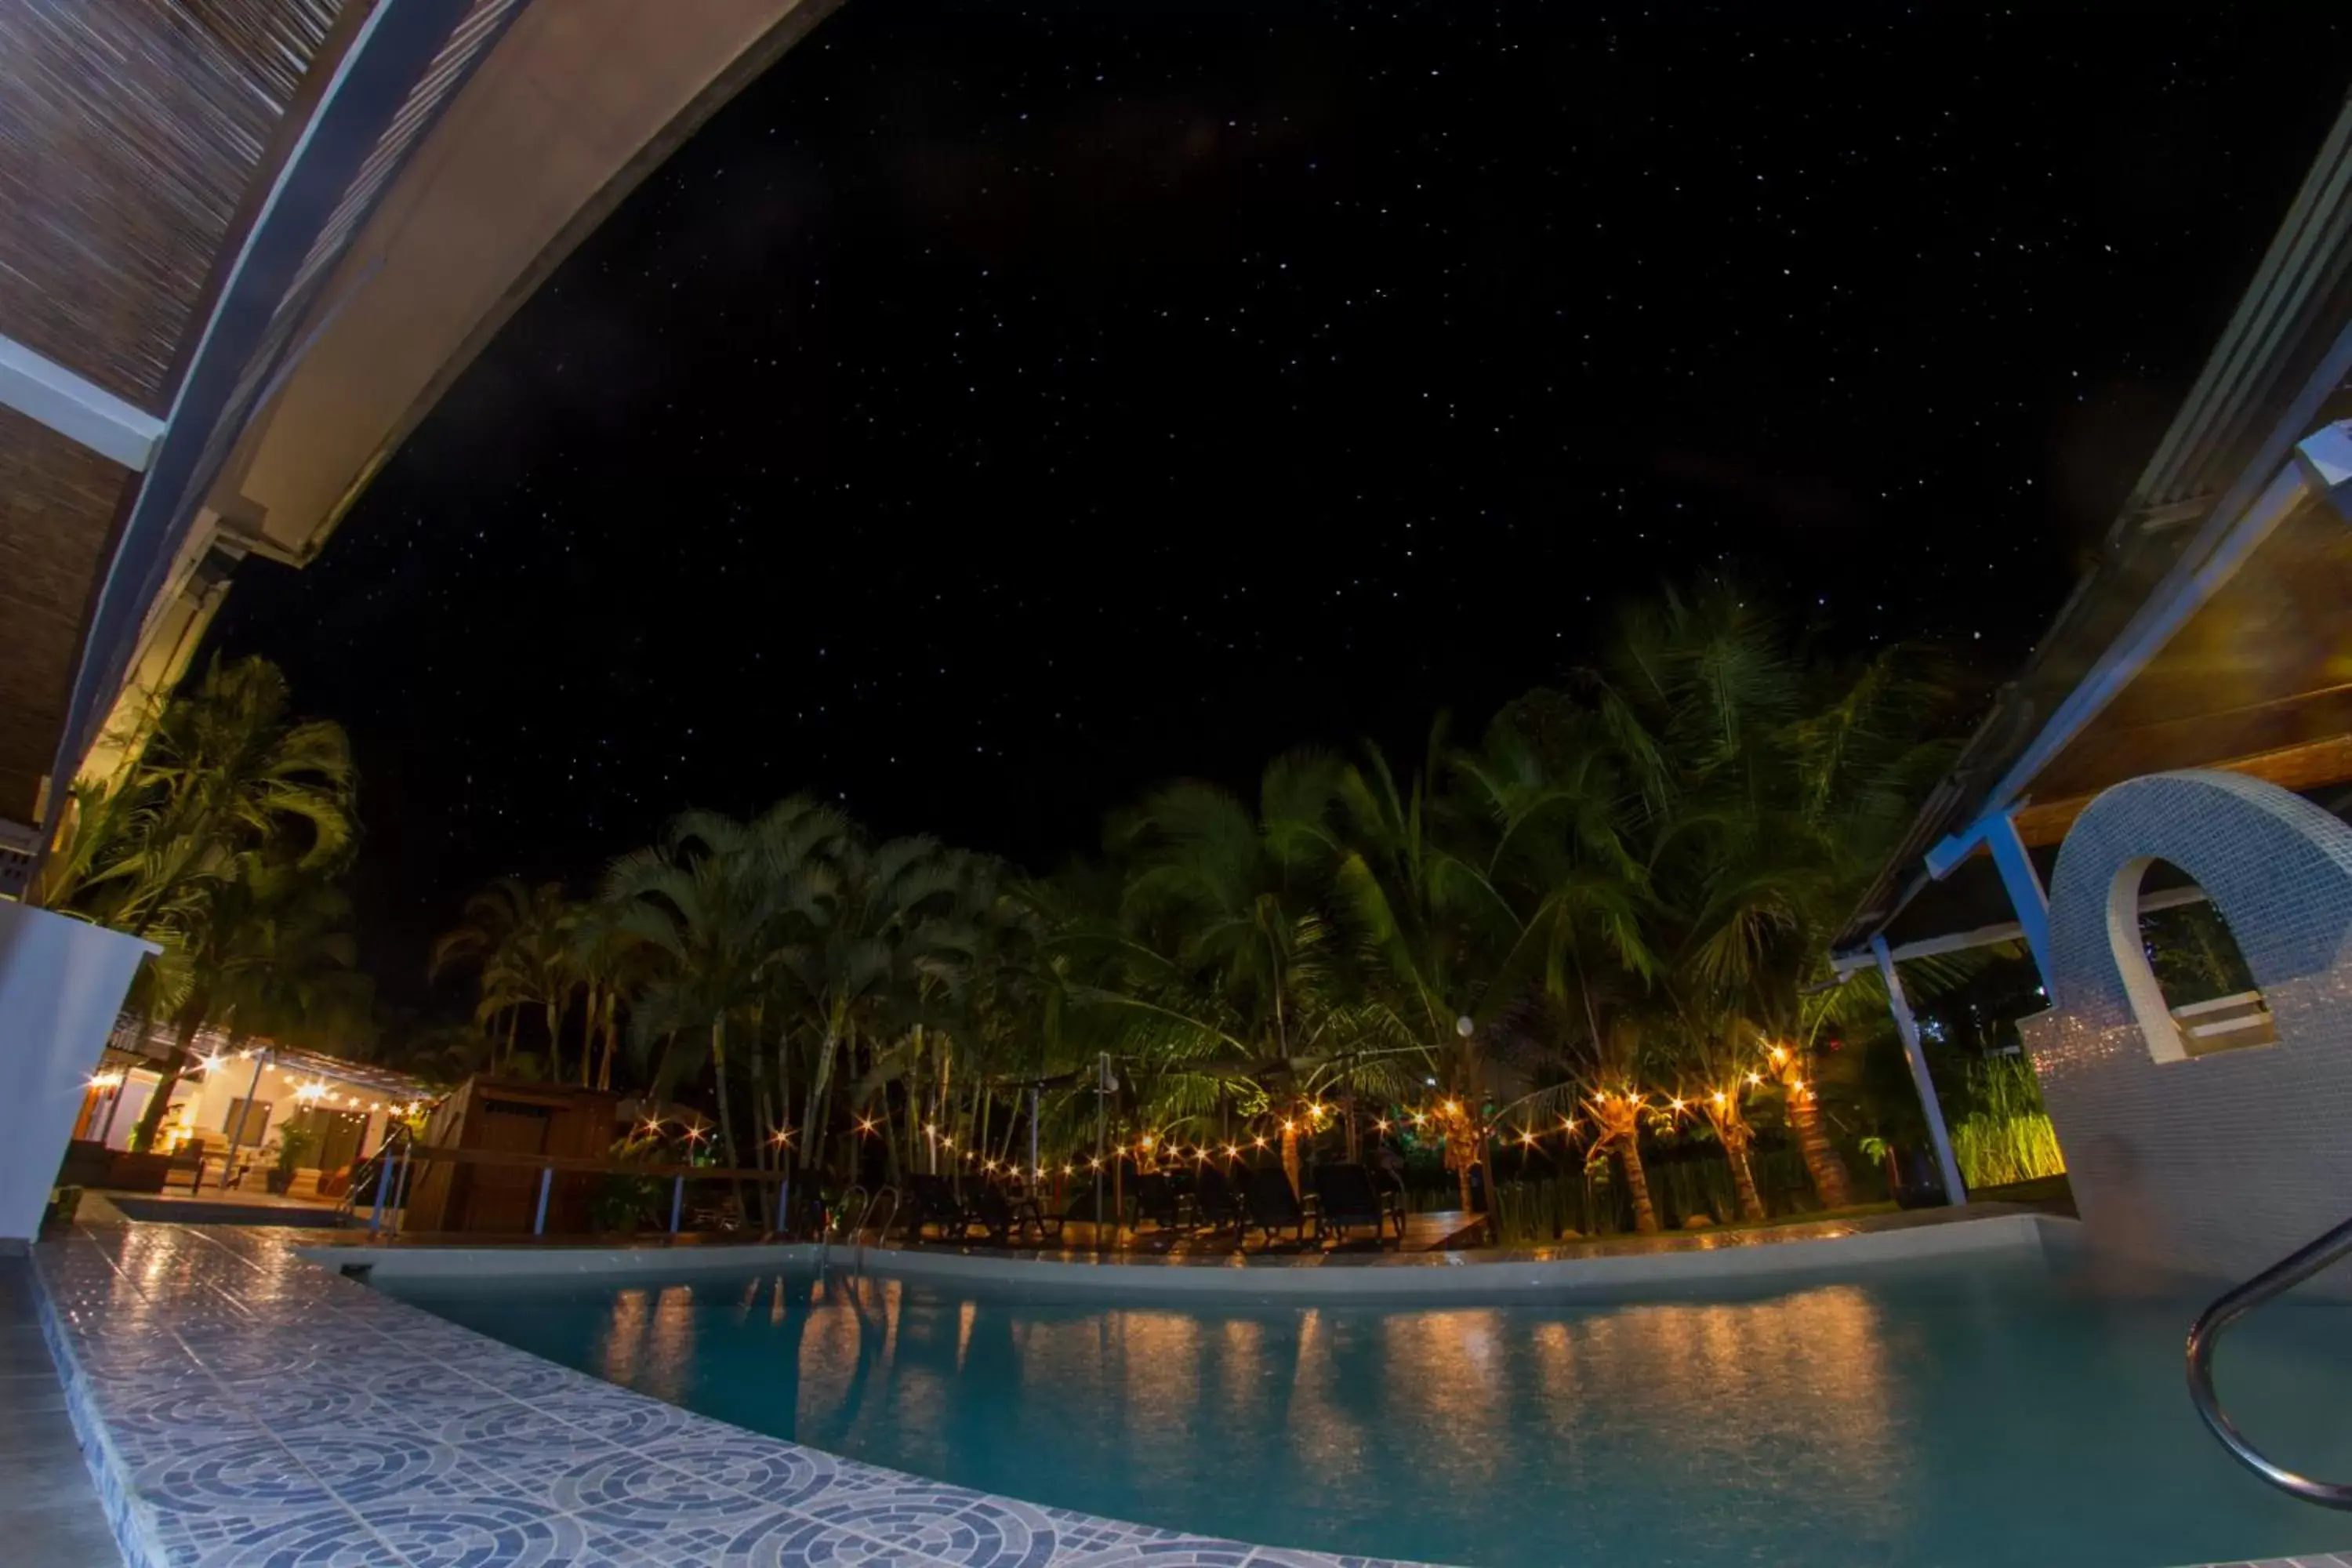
[379,1254,2352,1567]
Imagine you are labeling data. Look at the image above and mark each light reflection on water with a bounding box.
[387,1258,2352,1568]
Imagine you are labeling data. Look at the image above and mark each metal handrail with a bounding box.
[2186,1212,2352,1508]
[818,1185,867,1275]
[336,1125,410,1229]
[858,1187,900,1273]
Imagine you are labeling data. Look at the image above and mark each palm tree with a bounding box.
[1590,584,1957,1212]
[1108,757,1359,1189]
[1323,734,1542,1221]
[127,859,361,1150]
[1664,1000,1773,1221]
[565,896,660,1089]
[430,876,533,1067]
[771,830,967,1176]
[482,884,579,1079]
[607,800,849,1217]
[431,878,579,1074]
[40,657,355,932]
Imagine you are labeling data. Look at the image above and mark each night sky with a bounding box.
[205,2,2351,1011]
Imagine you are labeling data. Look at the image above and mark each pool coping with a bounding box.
[318,1207,2074,1295]
[34,1222,1431,1567]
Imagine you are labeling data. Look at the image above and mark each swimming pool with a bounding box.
[378,1250,2352,1568]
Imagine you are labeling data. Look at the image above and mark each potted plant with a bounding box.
[266,1125,317,1195]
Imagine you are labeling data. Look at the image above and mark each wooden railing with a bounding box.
[369,1140,791,1240]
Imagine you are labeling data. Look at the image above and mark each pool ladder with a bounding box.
[816,1185,899,1278]
[2186,1211,2352,1508]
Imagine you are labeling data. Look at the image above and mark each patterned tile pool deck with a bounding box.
[31,1221,2348,1568]
[34,1224,1424,1567]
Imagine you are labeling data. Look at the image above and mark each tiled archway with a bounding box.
[2024,770,2352,1283]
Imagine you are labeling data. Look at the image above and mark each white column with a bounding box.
[1872,933,1968,1207]
[0,904,157,1239]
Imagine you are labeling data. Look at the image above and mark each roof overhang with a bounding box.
[1833,86,2352,967]
[2,0,835,848]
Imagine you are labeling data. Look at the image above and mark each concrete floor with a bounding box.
[0,1256,125,1566]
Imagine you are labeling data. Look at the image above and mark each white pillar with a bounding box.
[0,904,157,1240]
[1871,933,1968,1207]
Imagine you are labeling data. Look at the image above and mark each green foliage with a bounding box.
[43,656,356,932]
[1948,1056,2067,1189]
[274,1123,318,1174]
[2141,898,2257,1007]
[38,659,368,1150]
[395,582,1966,1236]
[1488,1144,1888,1243]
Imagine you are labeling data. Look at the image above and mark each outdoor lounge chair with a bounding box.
[908,1174,978,1242]
[1312,1162,1406,1247]
[1242,1165,1314,1248]
[1131,1172,1192,1233]
[968,1181,1060,1246]
[1191,1163,1247,1237]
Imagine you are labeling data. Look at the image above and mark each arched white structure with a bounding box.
[2026,769,2352,1283]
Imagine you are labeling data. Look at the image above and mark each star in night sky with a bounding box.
[205,0,2350,1007]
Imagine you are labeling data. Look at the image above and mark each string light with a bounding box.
[856,1116,879,1135]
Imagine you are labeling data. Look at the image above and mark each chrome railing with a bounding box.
[2186,1212,2352,1508]
[336,1125,414,1235]
[817,1185,866,1275]
[858,1187,899,1272]
[815,1185,899,1277]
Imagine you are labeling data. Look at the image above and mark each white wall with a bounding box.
[2022,771,2352,1287]
[0,903,154,1239]
[150,1054,394,1167]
